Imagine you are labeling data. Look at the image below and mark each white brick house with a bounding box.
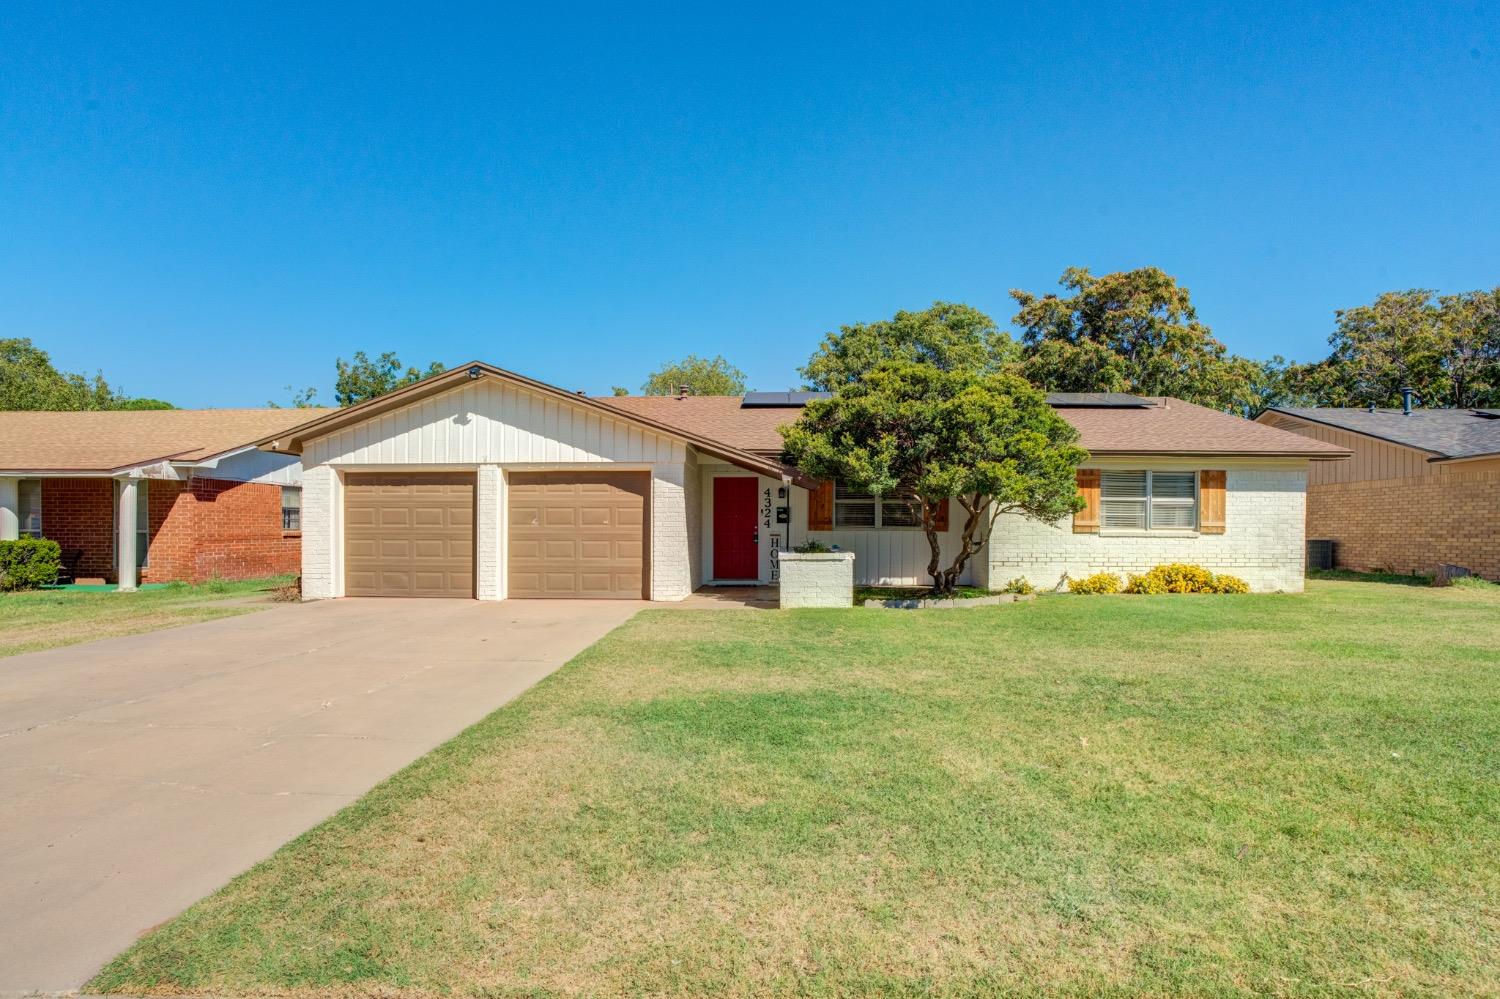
[257,363,1348,600]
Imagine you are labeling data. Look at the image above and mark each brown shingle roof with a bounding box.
[0,409,335,473]
[593,396,795,455]
[595,395,1351,459]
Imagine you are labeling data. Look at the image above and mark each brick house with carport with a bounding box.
[0,409,330,588]
[1256,403,1500,579]
[254,361,1348,601]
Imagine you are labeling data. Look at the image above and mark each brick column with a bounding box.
[475,464,503,600]
[300,465,341,600]
[650,463,691,601]
[115,477,138,591]
[0,477,17,541]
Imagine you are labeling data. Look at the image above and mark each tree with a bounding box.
[111,397,176,410]
[1011,267,1258,411]
[1309,288,1500,409]
[267,386,321,409]
[781,362,1087,594]
[800,301,1016,390]
[334,351,445,407]
[642,354,746,396]
[0,337,171,410]
[610,386,630,396]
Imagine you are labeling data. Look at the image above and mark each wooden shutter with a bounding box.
[1073,469,1100,533]
[807,480,834,531]
[1198,470,1226,534]
[932,498,950,532]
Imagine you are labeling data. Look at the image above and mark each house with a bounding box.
[254,361,1348,600]
[0,408,331,588]
[1256,398,1500,579]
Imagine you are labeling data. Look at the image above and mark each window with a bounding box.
[18,479,42,538]
[1100,470,1197,531]
[281,486,302,531]
[834,483,921,529]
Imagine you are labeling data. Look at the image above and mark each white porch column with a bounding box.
[475,464,503,600]
[115,477,138,591]
[0,477,18,541]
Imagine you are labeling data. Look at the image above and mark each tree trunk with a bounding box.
[925,493,996,595]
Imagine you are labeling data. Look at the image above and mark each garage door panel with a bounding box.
[345,474,474,598]
[509,471,648,599]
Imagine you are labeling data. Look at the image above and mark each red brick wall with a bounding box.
[40,479,115,578]
[175,477,301,583]
[40,476,300,584]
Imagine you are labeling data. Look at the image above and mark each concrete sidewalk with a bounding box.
[0,597,642,992]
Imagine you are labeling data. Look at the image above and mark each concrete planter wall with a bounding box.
[863,593,1037,610]
[778,551,855,608]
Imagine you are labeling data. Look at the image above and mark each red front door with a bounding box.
[713,477,759,580]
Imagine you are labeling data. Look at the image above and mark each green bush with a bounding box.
[1125,563,1249,594]
[1001,576,1035,595]
[1068,572,1122,594]
[0,538,62,591]
[792,540,832,554]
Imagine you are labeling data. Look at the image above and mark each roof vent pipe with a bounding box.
[1400,386,1416,415]
[677,384,690,399]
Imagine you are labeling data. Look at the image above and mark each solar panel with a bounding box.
[1044,392,1154,408]
[740,391,834,407]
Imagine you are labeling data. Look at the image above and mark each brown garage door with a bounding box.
[508,471,647,598]
[344,473,474,597]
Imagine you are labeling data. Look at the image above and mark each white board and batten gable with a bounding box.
[297,377,694,602]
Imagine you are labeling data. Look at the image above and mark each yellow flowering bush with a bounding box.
[1068,572,1122,594]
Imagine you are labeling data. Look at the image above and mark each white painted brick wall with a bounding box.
[780,552,855,607]
[301,464,338,600]
[475,464,502,600]
[651,463,692,600]
[684,449,703,589]
[987,466,1308,593]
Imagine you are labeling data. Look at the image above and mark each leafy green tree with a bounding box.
[111,397,176,410]
[642,354,746,396]
[0,337,163,410]
[267,386,321,409]
[1011,268,1258,411]
[801,301,1016,390]
[610,386,630,396]
[781,362,1087,594]
[334,351,445,407]
[1309,288,1500,408]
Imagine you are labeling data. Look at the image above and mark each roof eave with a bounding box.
[1084,448,1351,460]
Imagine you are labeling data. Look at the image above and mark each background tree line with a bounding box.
[7,271,1496,412]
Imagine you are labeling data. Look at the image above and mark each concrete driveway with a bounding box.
[0,597,644,992]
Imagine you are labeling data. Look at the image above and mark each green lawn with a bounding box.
[0,575,292,657]
[93,579,1499,998]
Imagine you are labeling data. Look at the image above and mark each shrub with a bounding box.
[792,540,832,554]
[1125,563,1249,595]
[1001,576,1035,595]
[1068,572,1122,594]
[0,538,62,591]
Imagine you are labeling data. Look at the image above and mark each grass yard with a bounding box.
[0,575,292,657]
[93,579,1499,998]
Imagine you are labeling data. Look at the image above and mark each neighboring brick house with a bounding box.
[0,409,331,587]
[253,362,1349,600]
[1257,403,1500,580]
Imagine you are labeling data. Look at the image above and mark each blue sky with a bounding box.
[2,2,1497,407]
